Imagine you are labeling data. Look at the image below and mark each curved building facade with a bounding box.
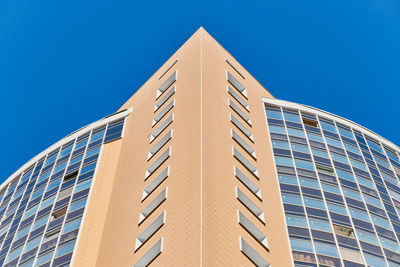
[1,28,399,267]
[265,98,400,266]
[0,110,130,266]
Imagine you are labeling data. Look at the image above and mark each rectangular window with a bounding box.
[43,228,61,242]
[104,118,125,143]
[302,118,318,128]
[316,165,335,176]
[63,171,78,183]
[333,224,355,238]
[51,206,67,220]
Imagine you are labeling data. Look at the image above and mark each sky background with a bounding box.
[0,0,399,181]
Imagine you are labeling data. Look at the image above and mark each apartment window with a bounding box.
[135,211,165,251]
[56,187,73,201]
[63,171,78,183]
[316,164,335,176]
[339,247,364,265]
[51,207,67,220]
[104,118,125,143]
[333,224,355,238]
[302,118,319,128]
[43,228,61,242]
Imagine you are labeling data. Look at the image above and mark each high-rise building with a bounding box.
[1,27,400,267]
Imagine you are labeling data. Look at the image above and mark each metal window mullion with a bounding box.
[263,106,296,265]
[3,160,39,266]
[296,114,347,267]
[349,133,391,266]
[15,170,47,266]
[380,143,400,224]
[314,115,372,266]
[280,110,319,260]
[325,118,386,265]
[30,137,81,267]
[0,158,46,262]
[13,156,50,265]
[0,184,10,222]
[18,141,76,266]
[358,132,400,246]
[44,131,93,266]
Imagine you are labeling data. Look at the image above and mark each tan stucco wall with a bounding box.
[73,28,293,267]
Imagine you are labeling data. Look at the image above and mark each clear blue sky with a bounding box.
[0,0,399,181]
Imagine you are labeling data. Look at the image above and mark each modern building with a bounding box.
[0,27,400,267]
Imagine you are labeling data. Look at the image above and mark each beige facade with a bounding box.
[73,28,292,266]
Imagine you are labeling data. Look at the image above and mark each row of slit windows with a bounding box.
[227,67,271,267]
[265,102,400,266]
[133,66,177,266]
[0,116,126,267]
